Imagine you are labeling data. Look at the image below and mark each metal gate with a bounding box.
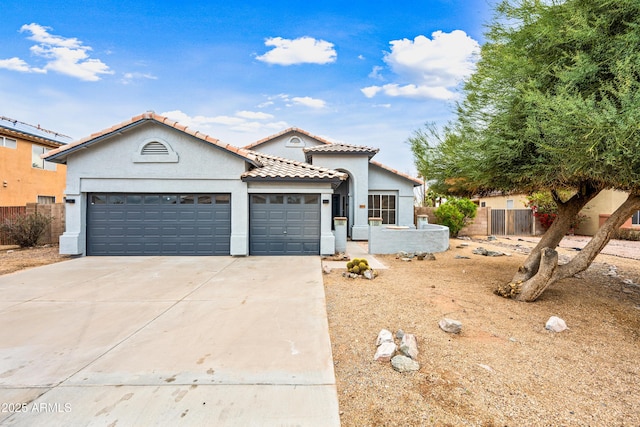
[491,209,533,235]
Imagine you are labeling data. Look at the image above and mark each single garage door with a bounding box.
[87,193,231,255]
[250,193,320,255]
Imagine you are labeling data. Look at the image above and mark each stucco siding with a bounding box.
[0,137,66,205]
[60,122,251,255]
[369,164,416,227]
[249,134,324,163]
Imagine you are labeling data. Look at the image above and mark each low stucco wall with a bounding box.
[368,224,450,254]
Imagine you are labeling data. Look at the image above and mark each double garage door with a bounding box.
[87,193,231,255]
[87,192,321,256]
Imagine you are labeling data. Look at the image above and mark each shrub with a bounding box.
[0,212,52,247]
[526,192,588,231]
[434,198,477,237]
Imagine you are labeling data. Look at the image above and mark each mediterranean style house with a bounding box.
[44,112,422,256]
[0,116,71,206]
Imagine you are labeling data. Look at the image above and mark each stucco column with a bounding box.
[333,217,347,253]
[59,193,85,255]
[320,191,335,255]
[417,214,429,229]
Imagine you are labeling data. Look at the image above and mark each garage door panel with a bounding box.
[87,193,231,255]
[250,193,320,255]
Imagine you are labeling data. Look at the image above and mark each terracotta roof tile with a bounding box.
[242,151,347,182]
[303,143,379,155]
[44,112,258,165]
[244,127,335,149]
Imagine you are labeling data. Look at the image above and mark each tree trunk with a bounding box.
[510,184,601,284]
[503,193,640,302]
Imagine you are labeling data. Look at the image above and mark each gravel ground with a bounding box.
[0,244,71,275]
[324,237,640,426]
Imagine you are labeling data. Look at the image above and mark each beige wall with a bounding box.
[475,194,529,210]
[0,134,67,206]
[577,190,636,235]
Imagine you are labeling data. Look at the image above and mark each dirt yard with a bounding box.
[2,240,639,426]
[324,237,640,426]
[0,245,71,275]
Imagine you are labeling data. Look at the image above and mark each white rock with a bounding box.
[322,265,331,274]
[400,333,418,359]
[545,316,568,332]
[439,318,462,334]
[376,329,394,345]
[374,341,397,362]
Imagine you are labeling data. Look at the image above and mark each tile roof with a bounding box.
[0,116,72,147]
[43,112,260,165]
[244,127,334,149]
[242,151,348,183]
[370,160,423,186]
[303,143,379,160]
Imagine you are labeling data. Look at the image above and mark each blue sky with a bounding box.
[0,0,494,175]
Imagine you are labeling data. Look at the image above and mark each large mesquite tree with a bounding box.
[410,0,640,301]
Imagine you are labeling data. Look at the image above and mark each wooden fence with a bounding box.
[0,203,65,246]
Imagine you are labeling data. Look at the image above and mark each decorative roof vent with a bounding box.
[133,138,178,163]
[286,136,305,147]
[141,141,170,155]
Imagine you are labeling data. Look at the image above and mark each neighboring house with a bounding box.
[0,116,71,206]
[476,190,640,236]
[44,112,422,256]
[578,189,639,236]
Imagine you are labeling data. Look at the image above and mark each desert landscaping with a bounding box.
[2,237,639,426]
[324,237,640,426]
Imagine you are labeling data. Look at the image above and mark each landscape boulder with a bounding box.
[399,333,418,359]
[439,318,462,334]
[391,355,420,372]
[374,342,397,362]
[545,316,568,332]
[376,329,394,345]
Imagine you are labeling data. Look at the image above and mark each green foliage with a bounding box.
[410,0,640,197]
[434,198,477,237]
[1,212,52,248]
[526,191,588,229]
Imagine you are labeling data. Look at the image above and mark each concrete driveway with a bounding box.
[0,256,340,426]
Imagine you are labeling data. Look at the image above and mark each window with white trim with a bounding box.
[1,136,17,149]
[31,145,56,170]
[368,194,397,225]
[632,210,640,226]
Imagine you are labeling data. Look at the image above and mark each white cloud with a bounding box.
[161,110,289,135]
[361,86,382,98]
[362,30,480,100]
[291,96,326,109]
[236,110,274,120]
[256,36,337,65]
[0,57,45,73]
[0,23,113,81]
[363,83,453,100]
[121,72,157,85]
[368,65,384,80]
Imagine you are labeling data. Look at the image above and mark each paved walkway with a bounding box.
[0,256,339,426]
[322,240,388,271]
[513,235,640,260]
